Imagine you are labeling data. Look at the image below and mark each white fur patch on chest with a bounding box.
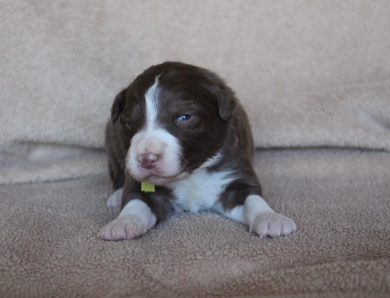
[168,168,234,213]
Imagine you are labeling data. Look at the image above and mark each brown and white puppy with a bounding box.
[98,62,296,241]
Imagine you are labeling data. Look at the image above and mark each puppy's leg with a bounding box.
[106,188,123,208]
[222,194,296,238]
[98,199,156,241]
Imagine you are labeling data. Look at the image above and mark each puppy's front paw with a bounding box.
[250,212,296,238]
[106,188,123,208]
[98,216,146,241]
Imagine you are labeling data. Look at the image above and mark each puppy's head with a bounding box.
[111,62,236,185]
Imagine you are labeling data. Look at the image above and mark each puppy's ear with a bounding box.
[111,89,127,123]
[215,89,236,121]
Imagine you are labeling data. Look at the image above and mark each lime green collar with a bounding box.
[141,181,155,193]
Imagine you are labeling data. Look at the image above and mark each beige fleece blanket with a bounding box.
[1,0,390,184]
[1,149,390,297]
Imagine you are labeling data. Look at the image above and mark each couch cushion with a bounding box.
[1,0,390,183]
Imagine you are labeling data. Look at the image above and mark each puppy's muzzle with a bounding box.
[126,129,182,183]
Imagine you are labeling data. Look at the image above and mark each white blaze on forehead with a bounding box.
[126,76,183,184]
[144,77,160,131]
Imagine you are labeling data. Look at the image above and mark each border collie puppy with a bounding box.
[98,62,296,240]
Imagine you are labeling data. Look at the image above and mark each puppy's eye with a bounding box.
[176,115,192,122]
[124,121,132,128]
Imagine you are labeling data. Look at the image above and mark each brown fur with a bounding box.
[106,61,261,222]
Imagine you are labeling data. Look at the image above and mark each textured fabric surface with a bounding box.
[1,0,390,183]
[1,150,390,297]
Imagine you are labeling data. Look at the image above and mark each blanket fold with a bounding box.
[0,142,106,184]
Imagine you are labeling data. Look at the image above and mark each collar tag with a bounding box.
[141,181,155,193]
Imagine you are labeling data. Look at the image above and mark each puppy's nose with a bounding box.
[139,153,160,169]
